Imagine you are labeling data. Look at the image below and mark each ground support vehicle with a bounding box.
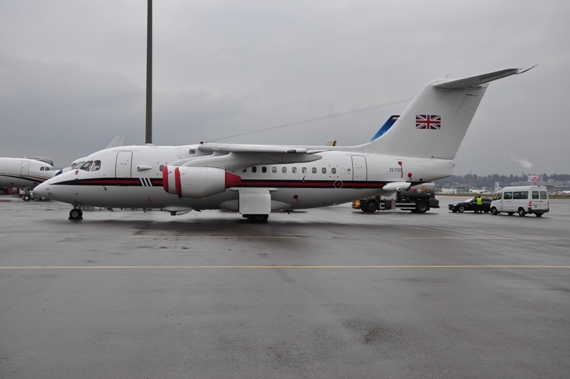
[352,183,439,213]
[490,185,549,217]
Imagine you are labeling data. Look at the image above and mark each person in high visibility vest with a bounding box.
[476,194,483,213]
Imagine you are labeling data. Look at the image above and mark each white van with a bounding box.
[490,186,549,217]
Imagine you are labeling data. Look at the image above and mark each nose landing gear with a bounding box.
[69,208,83,220]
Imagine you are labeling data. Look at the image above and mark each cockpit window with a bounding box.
[80,161,93,171]
[92,160,101,171]
[71,161,85,169]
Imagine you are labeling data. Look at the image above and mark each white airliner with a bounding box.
[34,67,534,222]
[0,157,57,199]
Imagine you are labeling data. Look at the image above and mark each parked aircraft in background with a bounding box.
[0,157,56,199]
[35,67,534,222]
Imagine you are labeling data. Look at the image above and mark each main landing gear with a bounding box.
[244,214,269,223]
[69,208,83,220]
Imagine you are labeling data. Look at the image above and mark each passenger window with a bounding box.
[272,167,277,173]
[282,167,287,174]
[262,167,267,173]
[160,165,166,172]
[331,168,336,174]
[252,167,257,173]
[312,167,317,174]
[92,160,101,171]
[540,191,548,199]
[302,167,307,174]
[322,168,326,174]
[504,192,512,200]
[40,167,45,171]
[532,191,539,199]
[292,167,297,174]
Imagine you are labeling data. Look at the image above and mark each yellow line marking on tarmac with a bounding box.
[404,237,552,240]
[130,235,298,239]
[1,265,569,270]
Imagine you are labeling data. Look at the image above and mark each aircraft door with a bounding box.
[352,156,367,181]
[116,152,133,178]
[20,161,30,176]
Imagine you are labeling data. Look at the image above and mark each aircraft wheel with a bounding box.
[22,194,31,201]
[248,214,268,223]
[69,209,83,220]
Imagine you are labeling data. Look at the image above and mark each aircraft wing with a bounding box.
[197,143,325,155]
[169,143,327,171]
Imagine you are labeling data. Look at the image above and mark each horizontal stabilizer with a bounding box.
[433,66,536,89]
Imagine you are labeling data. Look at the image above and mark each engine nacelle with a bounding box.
[162,166,242,198]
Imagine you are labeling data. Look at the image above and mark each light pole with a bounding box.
[469,171,472,191]
[145,0,152,144]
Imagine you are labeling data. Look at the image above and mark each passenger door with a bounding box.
[502,192,513,212]
[115,152,133,178]
[20,161,29,177]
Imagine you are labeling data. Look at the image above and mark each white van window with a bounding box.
[540,191,548,199]
[513,191,528,200]
[504,192,512,200]
[495,193,502,200]
[532,191,539,199]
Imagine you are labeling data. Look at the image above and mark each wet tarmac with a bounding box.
[1,196,570,378]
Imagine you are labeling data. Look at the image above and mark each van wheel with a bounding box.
[518,208,526,217]
[535,213,543,218]
[491,207,498,215]
[458,205,465,213]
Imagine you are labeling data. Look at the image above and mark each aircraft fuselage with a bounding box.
[36,145,452,211]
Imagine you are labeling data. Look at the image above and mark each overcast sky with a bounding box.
[1,0,569,175]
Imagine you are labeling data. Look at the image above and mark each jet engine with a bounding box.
[162,166,242,198]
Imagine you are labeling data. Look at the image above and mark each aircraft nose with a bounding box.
[34,181,49,197]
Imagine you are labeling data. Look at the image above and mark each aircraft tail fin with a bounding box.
[107,136,124,148]
[363,66,535,159]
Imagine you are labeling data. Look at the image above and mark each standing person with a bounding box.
[476,194,483,213]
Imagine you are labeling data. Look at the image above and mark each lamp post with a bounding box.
[145,0,152,144]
